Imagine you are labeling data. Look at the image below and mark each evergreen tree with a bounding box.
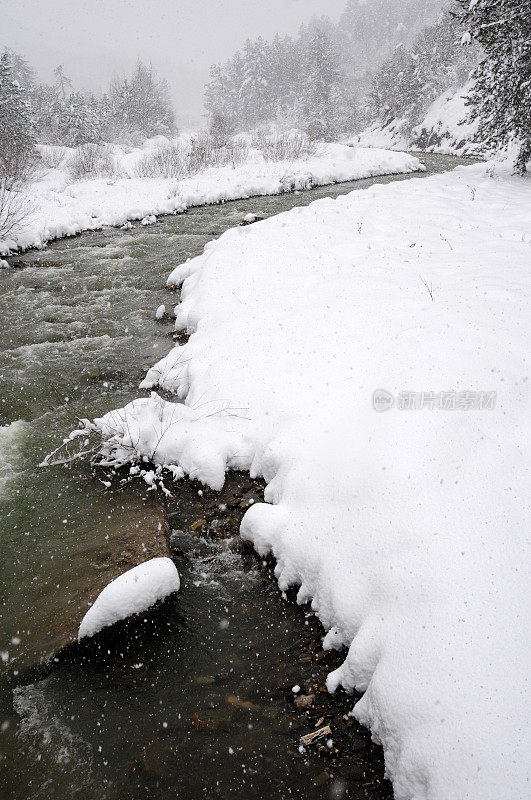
[300,29,349,140]
[205,57,243,135]
[109,61,175,141]
[27,82,61,144]
[0,52,36,184]
[53,64,72,99]
[1,48,34,89]
[238,38,276,128]
[204,22,356,138]
[55,92,100,147]
[454,0,530,173]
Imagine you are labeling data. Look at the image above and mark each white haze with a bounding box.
[1,0,347,127]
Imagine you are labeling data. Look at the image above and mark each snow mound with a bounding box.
[78,557,180,639]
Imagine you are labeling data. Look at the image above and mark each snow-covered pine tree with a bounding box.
[268,34,302,120]
[0,51,36,239]
[205,51,247,136]
[299,28,349,141]
[53,64,72,99]
[55,92,101,147]
[338,0,446,85]
[27,82,62,144]
[0,52,36,185]
[109,61,175,142]
[454,0,530,173]
[237,38,276,129]
[1,48,34,90]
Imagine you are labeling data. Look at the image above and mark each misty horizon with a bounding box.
[1,0,347,126]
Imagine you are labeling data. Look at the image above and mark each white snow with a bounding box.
[78,557,180,639]
[0,142,421,254]
[155,304,166,320]
[90,160,529,798]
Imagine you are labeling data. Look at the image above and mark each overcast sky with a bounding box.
[2,0,347,126]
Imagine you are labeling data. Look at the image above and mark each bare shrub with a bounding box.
[0,143,39,189]
[212,137,249,168]
[67,143,117,181]
[0,147,38,242]
[135,142,188,179]
[135,134,249,179]
[0,179,33,241]
[252,129,317,162]
[39,145,67,170]
[186,132,214,173]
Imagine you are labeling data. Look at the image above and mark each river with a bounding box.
[0,153,475,799]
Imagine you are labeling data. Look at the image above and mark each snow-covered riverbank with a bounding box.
[0,143,422,254]
[90,158,530,799]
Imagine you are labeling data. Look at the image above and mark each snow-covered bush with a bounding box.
[217,137,249,167]
[38,145,67,170]
[251,129,317,162]
[67,143,117,181]
[135,135,249,179]
[189,133,249,170]
[135,141,189,179]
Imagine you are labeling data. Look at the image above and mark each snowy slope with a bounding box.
[91,161,530,799]
[353,82,482,156]
[0,144,422,254]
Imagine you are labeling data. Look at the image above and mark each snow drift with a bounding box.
[90,160,529,798]
[78,557,180,639]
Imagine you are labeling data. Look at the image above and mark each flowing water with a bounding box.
[0,154,476,799]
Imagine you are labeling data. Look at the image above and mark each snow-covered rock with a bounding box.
[78,557,180,639]
[141,214,157,226]
[155,304,166,320]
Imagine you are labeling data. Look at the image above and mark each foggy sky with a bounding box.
[1,0,347,126]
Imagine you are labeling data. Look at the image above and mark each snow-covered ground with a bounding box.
[353,82,483,157]
[0,142,422,254]
[90,158,530,799]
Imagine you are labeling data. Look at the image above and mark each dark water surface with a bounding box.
[0,154,476,799]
